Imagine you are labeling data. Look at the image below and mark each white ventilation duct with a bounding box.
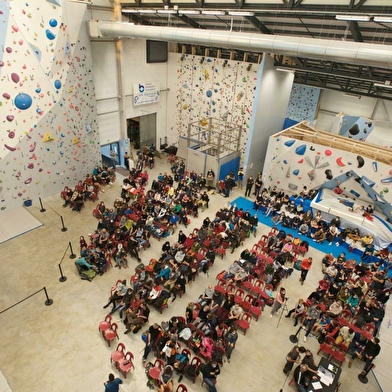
[88,21,392,70]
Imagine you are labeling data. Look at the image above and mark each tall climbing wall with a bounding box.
[0,0,100,211]
[263,125,392,207]
[175,55,258,161]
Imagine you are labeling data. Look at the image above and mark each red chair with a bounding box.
[236,312,252,335]
[216,270,226,284]
[104,322,119,347]
[363,322,376,336]
[185,356,202,383]
[214,284,227,295]
[176,384,188,392]
[111,342,126,365]
[226,283,236,294]
[117,351,134,378]
[250,305,262,321]
[99,314,112,336]
[317,343,334,359]
[216,246,226,259]
[240,275,255,292]
[250,279,264,297]
[234,288,245,304]
[329,349,346,367]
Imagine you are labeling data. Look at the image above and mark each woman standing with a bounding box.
[270,287,286,317]
[206,168,215,190]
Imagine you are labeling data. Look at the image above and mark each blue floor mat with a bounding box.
[231,196,362,263]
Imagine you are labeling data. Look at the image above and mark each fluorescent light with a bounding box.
[122,8,139,14]
[138,10,157,14]
[179,10,200,15]
[228,11,254,17]
[157,10,177,14]
[336,14,370,22]
[202,10,226,16]
[374,82,392,89]
[276,67,294,73]
[374,16,392,23]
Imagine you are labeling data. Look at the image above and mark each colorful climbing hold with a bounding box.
[295,144,306,155]
[14,93,33,110]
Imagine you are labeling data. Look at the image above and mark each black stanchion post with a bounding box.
[68,241,76,259]
[60,215,67,232]
[39,197,46,212]
[358,363,375,384]
[59,264,67,283]
[290,325,304,344]
[43,287,53,306]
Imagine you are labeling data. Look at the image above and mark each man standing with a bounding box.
[300,257,313,285]
[360,337,381,377]
[237,167,244,189]
[104,373,122,392]
[254,174,263,198]
[245,176,254,197]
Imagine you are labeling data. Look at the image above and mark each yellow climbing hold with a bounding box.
[43,132,54,142]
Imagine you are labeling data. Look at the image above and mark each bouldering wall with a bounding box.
[0,0,100,211]
[263,123,392,207]
[171,53,258,161]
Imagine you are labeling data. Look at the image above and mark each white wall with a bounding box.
[315,90,392,145]
[246,56,294,178]
[122,39,168,146]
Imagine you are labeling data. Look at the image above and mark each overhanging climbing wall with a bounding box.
[0,0,100,211]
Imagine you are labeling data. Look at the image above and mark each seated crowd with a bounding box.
[61,163,116,212]
[82,160,390,392]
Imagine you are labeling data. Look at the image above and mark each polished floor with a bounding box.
[0,156,390,392]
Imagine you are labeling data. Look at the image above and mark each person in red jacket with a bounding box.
[300,257,313,285]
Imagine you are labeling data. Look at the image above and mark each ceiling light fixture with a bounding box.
[374,16,392,23]
[138,10,157,14]
[374,82,392,89]
[335,14,370,22]
[157,10,177,14]
[201,10,226,16]
[228,11,254,17]
[179,10,200,15]
[122,9,139,13]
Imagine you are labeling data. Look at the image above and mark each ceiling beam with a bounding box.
[349,21,364,43]
[177,14,203,29]
[244,15,272,35]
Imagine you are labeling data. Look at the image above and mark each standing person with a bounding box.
[283,345,306,375]
[201,360,220,392]
[124,151,130,170]
[110,149,117,168]
[142,323,162,363]
[206,168,215,190]
[237,167,244,190]
[300,257,313,285]
[224,175,236,198]
[104,373,122,392]
[270,287,286,317]
[245,176,254,197]
[224,326,238,363]
[359,337,381,377]
[254,173,263,198]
